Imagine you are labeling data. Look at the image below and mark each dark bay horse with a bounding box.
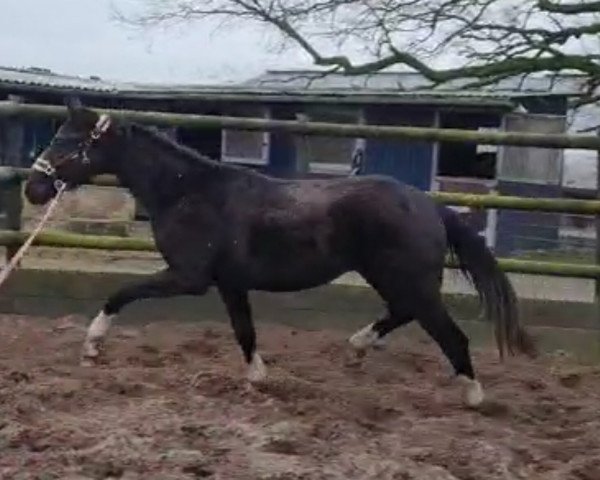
[24,102,535,407]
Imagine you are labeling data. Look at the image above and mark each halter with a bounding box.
[31,114,111,188]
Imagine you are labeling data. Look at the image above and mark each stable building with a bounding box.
[0,66,585,255]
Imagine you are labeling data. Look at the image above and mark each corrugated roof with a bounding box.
[117,86,517,107]
[0,66,582,107]
[0,66,123,93]
[243,70,586,97]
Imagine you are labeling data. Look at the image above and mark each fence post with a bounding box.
[1,96,25,263]
[3,177,23,262]
[596,129,600,349]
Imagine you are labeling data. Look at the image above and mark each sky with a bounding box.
[0,0,315,85]
[1,0,595,91]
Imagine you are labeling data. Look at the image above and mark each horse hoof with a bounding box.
[348,323,378,350]
[457,375,484,408]
[247,353,267,383]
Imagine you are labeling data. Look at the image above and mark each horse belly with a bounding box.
[252,258,346,292]
[240,240,347,291]
[237,210,351,291]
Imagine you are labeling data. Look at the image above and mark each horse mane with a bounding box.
[125,121,223,169]
[118,119,268,184]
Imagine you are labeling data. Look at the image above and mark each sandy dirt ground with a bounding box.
[1,314,599,480]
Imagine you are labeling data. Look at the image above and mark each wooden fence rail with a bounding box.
[2,167,600,215]
[1,101,600,150]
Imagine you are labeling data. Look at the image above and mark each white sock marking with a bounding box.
[457,375,485,407]
[87,310,113,339]
[247,352,267,383]
[349,323,379,350]
[81,310,115,363]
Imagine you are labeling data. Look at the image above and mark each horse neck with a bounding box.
[111,127,221,215]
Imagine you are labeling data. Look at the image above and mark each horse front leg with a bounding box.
[217,286,266,383]
[81,268,207,366]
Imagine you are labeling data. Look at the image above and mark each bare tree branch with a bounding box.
[116,0,600,102]
[538,0,600,15]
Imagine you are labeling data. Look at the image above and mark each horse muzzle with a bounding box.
[24,177,58,205]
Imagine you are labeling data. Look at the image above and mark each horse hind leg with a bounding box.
[348,266,414,354]
[352,266,483,408]
[414,293,484,408]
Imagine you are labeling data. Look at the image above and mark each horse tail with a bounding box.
[437,205,537,359]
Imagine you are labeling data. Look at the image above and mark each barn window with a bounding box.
[177,110,222,161]
[222,106,269,165]
[294,106,360,175]
[497,113,565,184]
[436,112,501,179]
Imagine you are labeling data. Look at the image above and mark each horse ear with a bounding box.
[64,96,83,117]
